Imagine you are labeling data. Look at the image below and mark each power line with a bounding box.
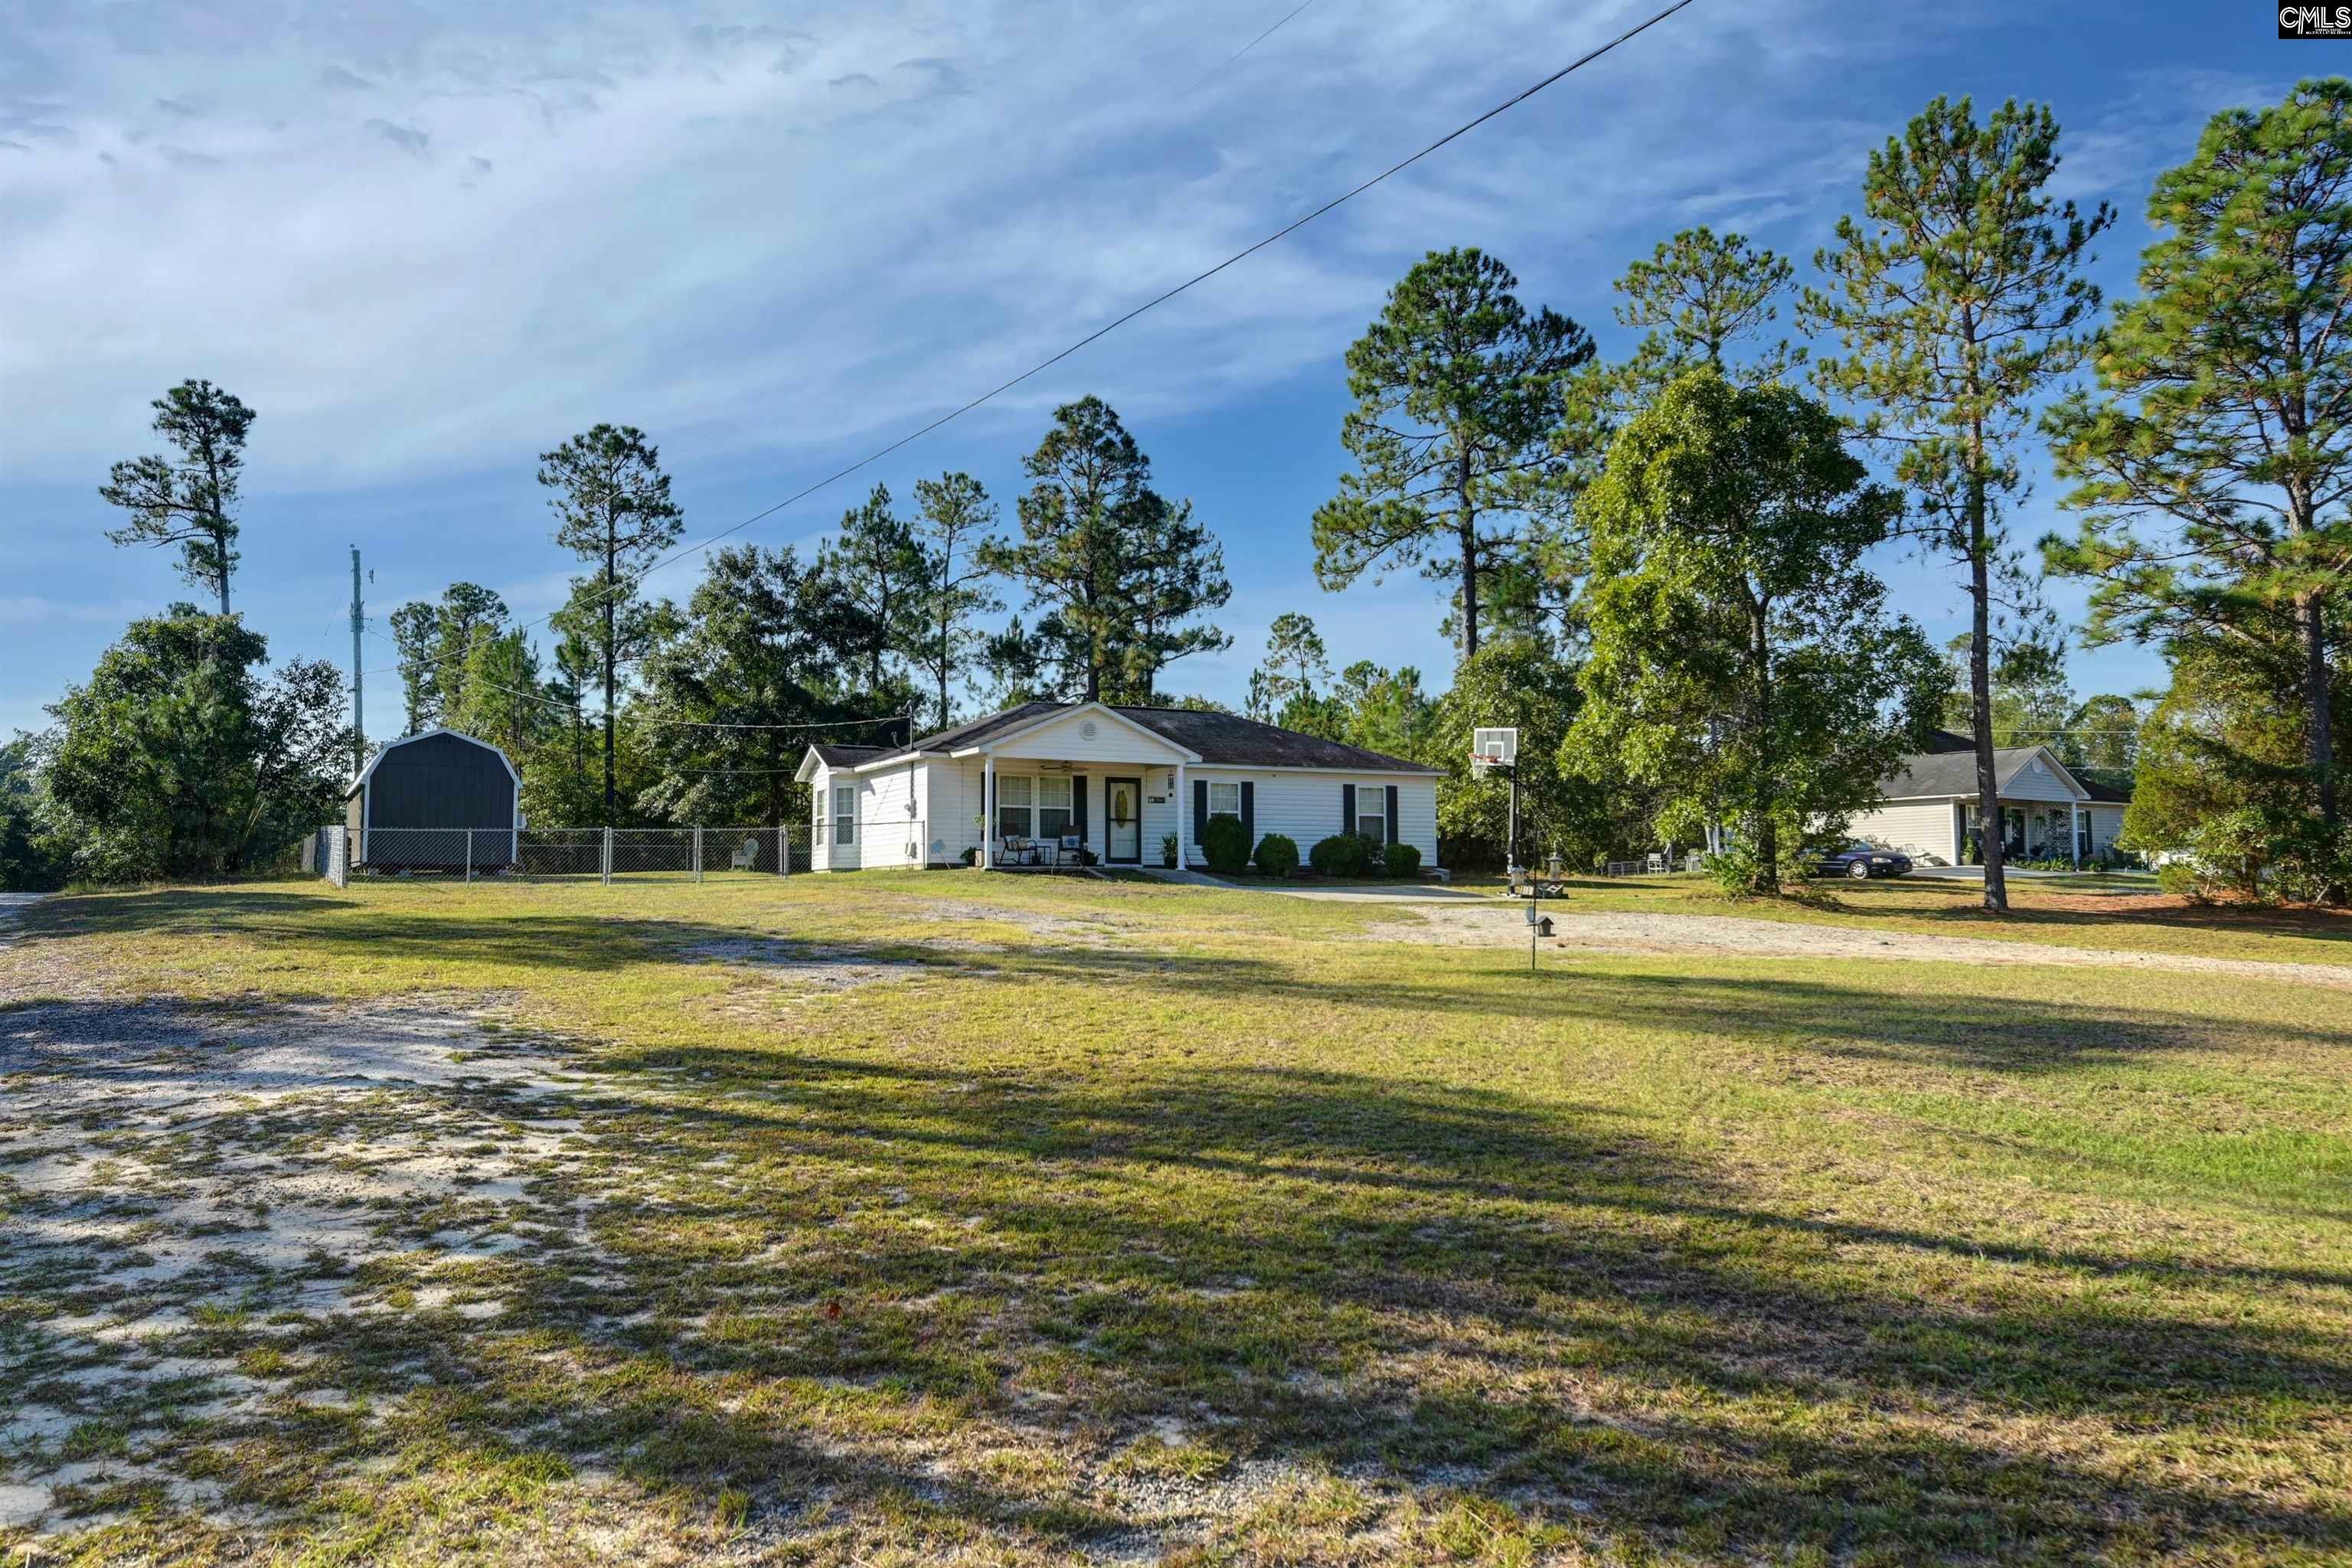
[354,0,1702,688]
[361,625,911,735]
[1217,0,1317,72]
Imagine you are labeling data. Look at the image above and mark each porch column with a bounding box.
[1174,761,1187,869]
[2071,802,2082,871]
[981,753,995,870]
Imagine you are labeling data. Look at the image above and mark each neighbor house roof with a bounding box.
[828,701,1439,775]
[1883,732,2133,804]
[1881,746,2053,800]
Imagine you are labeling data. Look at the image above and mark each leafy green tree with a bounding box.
[982,397,1226,703]
[0,737,60,890]
[1313,248,1592,661]
[815,483,926,701]
[2043,80,2352,885]
[2125,635,2352,899]
[635,545,877,827]
[1807,96,2112,913]
[541,423,685,821]
[1432,639,1602,871]
[909,472,1003,732]
[1116,491,1231,701]
[443,628,549,762]
[1570,371,1941,894]
[98,380,256,616]
[43,609,349,880]
[388,583,508,733]
[2066,693,2142,776]
[1246,612,1330,722]
[1541,229,1808,642]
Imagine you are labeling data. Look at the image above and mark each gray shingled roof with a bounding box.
[808,743,890,767]
[1882,746,2049,799]
[889,701,1437,773]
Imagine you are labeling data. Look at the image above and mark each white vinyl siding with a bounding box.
[2003,753,2080,804]
[924,759,1440,868]
[1847,801,1962,865]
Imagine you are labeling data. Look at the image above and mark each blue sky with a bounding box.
[0,0,2300,741]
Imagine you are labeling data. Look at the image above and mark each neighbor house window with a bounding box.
[998,774,1033,841]
[1037,776,1073,840]
[833,784,856,845]
[1208,781,1241,819]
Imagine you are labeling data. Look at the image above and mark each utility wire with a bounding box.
[356,0,1702,688]
[1215,0,1317,72]
[361,625,910,735]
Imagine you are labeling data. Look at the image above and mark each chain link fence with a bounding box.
[312,825,814,885]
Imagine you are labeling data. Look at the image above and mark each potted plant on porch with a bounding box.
[1160,833,1178,868]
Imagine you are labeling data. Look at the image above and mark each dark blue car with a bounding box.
[1816,841,1913,880]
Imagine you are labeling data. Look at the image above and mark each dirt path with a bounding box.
[1368,904,2352,988]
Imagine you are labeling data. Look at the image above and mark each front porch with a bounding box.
[1962,800,2096,866]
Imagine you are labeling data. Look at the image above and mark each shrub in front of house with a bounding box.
[1357,834,1387,876]
[1383,841,1421,877]
[1253,833,1300,877]
[1200,813,1251,874]
[1309,834,1365,877]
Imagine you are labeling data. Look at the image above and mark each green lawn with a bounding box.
[1446,869,2352,966]
[2,873,2348,1564]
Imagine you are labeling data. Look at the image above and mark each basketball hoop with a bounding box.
[1472,727,1518,777]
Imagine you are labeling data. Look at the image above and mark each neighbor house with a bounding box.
[795,701,1439,871]
[1847,730,2130,867]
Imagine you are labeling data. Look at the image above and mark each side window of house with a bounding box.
[833,784,856,845]
[1209,781,1241,819]
[1037,776,1073,840]
[1357,803,1386,841]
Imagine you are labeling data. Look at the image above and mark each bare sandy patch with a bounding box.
[0,994,600,1540]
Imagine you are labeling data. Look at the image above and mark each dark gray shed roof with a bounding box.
[887,701,1438,774]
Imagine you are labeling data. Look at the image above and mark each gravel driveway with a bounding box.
[1369,903,2352,988]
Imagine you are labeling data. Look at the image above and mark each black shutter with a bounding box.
[1240,781,1255,850]
[1073,777,1088,844]
[1193,779,1208,851]
[1385,785,1399,845]
[1341,783,1357,835]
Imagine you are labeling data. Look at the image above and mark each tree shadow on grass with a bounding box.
[10,991,2350,1562]
[450,1051,2352,1561]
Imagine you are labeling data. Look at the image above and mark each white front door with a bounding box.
[1106,778,1142,863]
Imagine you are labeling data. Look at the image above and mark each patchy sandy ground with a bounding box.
[0,993,599,1539]
[1368,903,2352,988]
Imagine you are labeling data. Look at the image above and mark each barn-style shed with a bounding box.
[346,728,522,868]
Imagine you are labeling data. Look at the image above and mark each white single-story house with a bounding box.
[794,700,1440,871]
[1847,730,2131,867]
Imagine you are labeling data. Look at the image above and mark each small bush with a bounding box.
[1309,834,1365,877]
[1383,841,1422,877]
[1253,833,1300,877]
[2155,861,2211,904]
[1200,814,1251,874]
